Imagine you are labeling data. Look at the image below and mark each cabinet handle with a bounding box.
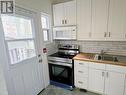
[78,81,83,84]
[104,32,107,37]
[109,32,111,37]
[102,72,105,77]
[103,72,105,77]
[78,71,83,73]
[62,20,64,24]
[106,72,109,78]
[65,20,67,24]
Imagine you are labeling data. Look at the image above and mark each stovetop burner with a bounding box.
[50,53,75,59]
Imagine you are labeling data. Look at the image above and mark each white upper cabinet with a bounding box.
[64,0,76,26]
[77,0,92,40]
[105,72,125,95]
[53,0,126,41]
[91,0,109,40]
[53,3,64,26]
[107,0,126,41]
[53,0,76,26]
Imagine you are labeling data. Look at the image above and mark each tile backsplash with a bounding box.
[56,40,126,54]
[46,42,58,55]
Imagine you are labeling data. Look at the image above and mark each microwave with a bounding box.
[53,26,77,40]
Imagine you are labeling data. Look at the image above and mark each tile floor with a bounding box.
[39,85,100,95]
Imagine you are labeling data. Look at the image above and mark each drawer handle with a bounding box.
[78,71,83,73]
[78,81,83,84]
[79,63,84,65]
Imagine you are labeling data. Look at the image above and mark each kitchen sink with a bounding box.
[102,54,118,62]
[95,54,126,63]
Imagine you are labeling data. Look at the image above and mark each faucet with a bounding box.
[100,49,110,55]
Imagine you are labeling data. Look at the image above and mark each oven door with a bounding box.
[49,63,73,86]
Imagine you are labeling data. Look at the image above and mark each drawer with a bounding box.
[75,67,88,77]
[75,77,88,89]
[74,60,89,68]
[89,62,106,70]
[106,64,126,73]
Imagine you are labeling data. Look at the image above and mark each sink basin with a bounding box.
[102,54,118,62]
[95,54,126,63]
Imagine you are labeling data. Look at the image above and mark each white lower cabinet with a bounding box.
[88,69,105,94]
[125,80,126,95]
[74,60,126,95]
[105,72,125,95]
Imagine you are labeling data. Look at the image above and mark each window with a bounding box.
[1,15,36,64]
[41,14,51,42]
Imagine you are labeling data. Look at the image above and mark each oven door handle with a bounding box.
[48,61,72,68]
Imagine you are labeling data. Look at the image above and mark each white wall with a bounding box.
[15,0,52,14]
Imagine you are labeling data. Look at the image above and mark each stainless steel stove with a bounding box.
[48,44,79,90]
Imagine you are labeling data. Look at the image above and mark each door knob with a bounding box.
[38,54,41,57]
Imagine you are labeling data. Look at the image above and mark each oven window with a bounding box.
[49,64,73,85]
[52,66,68,78]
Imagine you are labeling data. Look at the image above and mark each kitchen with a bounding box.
[0,0,126,95]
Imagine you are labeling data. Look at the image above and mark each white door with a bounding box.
[88,69,105,94]
[105,72,125,95]
[64,0,76,26]
[0,7,45,95]
[77,0,92,40]
[91,0,109,40]
[107,0,126,41]
[53,3,64,26]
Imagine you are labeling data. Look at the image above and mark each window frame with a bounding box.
[41,13,52,44]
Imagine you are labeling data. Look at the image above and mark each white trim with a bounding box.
[41,12,53,44]
[6,38,34,42]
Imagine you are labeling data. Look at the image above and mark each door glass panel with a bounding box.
[1,15,33,40]
[1,15,36,65]
[8,40,36,64]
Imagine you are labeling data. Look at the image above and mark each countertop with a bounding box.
[73,53,126,67]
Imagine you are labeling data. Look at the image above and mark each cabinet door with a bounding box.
[91,0,109,40]
[64,0,76,25]
[108,0,126,40]
[89,69,105,94]
[53,3,64,26]
[77,0,92,40]
[124,80,126,95]
[105,72,125,95]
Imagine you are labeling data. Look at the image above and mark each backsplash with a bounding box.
[46,42,58,55]
[56,40,126,54]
